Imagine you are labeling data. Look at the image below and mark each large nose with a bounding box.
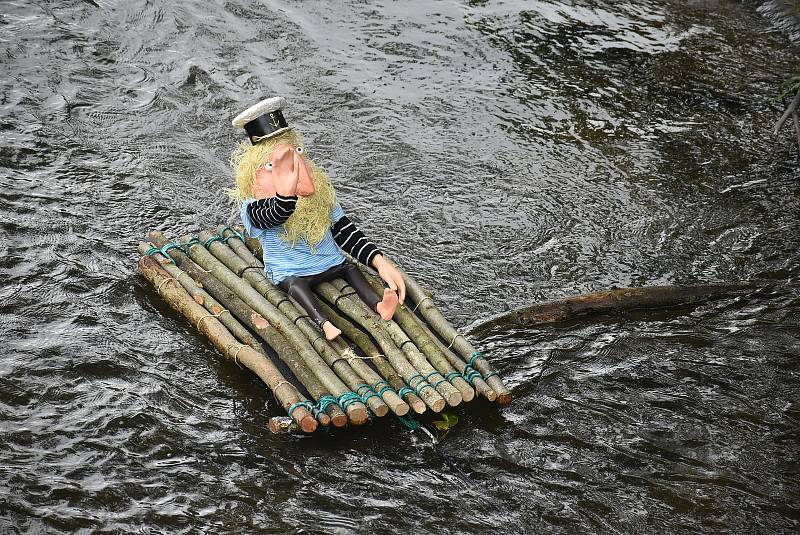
[295,152,315,196]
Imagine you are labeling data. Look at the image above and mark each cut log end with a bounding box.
[316,412,332,427]
[430,398,446,413]
[268,417,283,434]
[459,386,475,402]
[497,392,512,406]
[369,402,389,418]
[392,402,410,417]
[299,414,318,433]
[329,408,348,428]
[347,406,370,426]
[445,391,463,407]
[483,388,498,402]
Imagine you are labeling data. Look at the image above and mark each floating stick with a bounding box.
[138,255,316,433]
[471,284,753,333]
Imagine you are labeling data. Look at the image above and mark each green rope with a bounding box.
[356,383,379,404]
[431,378,447,389]
[407,373,423,386]
[424,371,440,381]
[396,414,420,430]
[219,226,246,243]
[462,366,482,385]
[373,380,393,398]
[314,395,338,416]
[337,392,361,412]
[287,400,313,419]
[203,235,223,248]
[181,237,199,251]
[444,371,461,382]
[416,382,434,395]
[408,373,433,396]
[483,372,498,381]
[145,242,184,264]
[397,386,414,399]
[466,351,484,368]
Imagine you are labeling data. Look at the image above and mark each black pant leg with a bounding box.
[341,264,381,312]
[280,276,329,327]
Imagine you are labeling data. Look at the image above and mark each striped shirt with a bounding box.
[241,198,382,284]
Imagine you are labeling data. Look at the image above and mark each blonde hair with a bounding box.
[228,130,336,246]
[227,130,304,202]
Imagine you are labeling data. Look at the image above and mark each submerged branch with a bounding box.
[470,283,753,335]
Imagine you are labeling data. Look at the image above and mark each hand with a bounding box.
[270,144,300,196]
[372,254,406,304]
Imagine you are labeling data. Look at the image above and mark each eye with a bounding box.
[263,162,273,171]
[295,146,304,154]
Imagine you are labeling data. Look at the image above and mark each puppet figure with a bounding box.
[229,97,405,341]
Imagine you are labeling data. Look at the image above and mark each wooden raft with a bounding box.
[137,225,511,433]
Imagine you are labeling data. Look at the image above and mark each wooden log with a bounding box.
[227,232,409,416]
[138,242,265,352]
[219,226,263,267]
[148,231,342,427]
[316,281,446,413]
[240,226,263,258]
[316,299,427,415]
[139,243,319,430]
[329,278,463,407]
[212,230,391,413]
[471,284,753,333]
[189,231,369,425]
[356,266,476,402]
[413,313,495,401]
[138,255,317,433]
[391,262,512,406]
[324,333,409,417]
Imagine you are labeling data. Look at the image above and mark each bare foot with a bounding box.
[322,321,341,341]
[376,288,399,320]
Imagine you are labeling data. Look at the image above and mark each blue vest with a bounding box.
[241,200,346,284]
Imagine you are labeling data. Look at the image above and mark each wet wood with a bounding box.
[137,255,317,433]
[193,230,369,426]
[213,230,395,415]
[316,281,447,413]
[329,278,463,408]
[356,265,476,402]
[471,284,752,334]
[148,231,340,427]
[317,300,426,415]
[391,262,512,405]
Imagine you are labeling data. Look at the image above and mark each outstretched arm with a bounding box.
[246,194,297,229]
[331,215,382,266]
[331,212,405,303]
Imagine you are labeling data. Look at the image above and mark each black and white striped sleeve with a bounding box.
[331,215,382,267]
[246,194,298,229]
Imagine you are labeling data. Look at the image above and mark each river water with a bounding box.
[1,0,799,533]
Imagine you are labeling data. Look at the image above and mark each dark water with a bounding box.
[2,0,799,532]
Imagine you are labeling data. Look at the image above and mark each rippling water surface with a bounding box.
[2,0,799,532]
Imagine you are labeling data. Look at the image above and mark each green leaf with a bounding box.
[432,420,449,431]
[443,413,459,427]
